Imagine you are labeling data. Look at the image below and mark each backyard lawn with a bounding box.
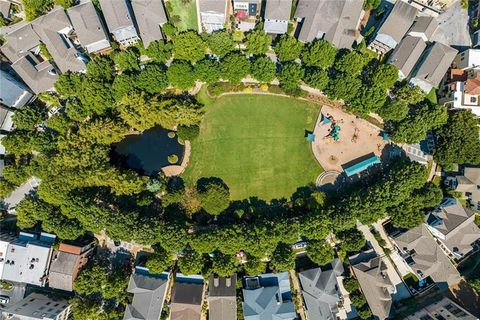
[183,94,323,200]
[167,0,198,31]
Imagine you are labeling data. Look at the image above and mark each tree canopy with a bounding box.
[197,178,231,215]
[301,40,337,69]
[172,32,206,63]
[274,35,303,62]
[244,30,271,55]
[251,56,277,83]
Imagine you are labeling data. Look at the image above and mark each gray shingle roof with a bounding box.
[352,255,394,320]
[1,293,70,319]
[409,16,438,41]
[31,7,86,73]
[393,224,461,286]
[48,251,79,291]
[170,279,204,320]
[428,198,475,237]
[294,0,363,48]
[0,69,33,109]
[0,0,11,19]
[264,0,292,21]
[123,272,170,320]
[67,0,111,53]
[374,0,417,49]
[388,35,426,78]
[131,0,168,48]
[1,23,41,62]
[99,0,139,43]
[11,53,58,94]
[242,272,296,320]
[410,42,458,89]
[208,275,237,320]
[298,259,344,320]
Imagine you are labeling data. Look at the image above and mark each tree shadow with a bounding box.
[196,176,229,192]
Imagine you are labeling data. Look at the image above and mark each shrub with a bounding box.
[343,277,360,293]
[350,292,367,309]
[177,125,200,141]
[168,154,179,164]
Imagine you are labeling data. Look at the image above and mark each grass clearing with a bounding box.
[167,0,198,31]
[183,94,323,200]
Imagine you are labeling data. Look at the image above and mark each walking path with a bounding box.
[357,223,411,302]
[162,141,191,177]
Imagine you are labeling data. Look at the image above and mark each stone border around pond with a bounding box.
[162,141,191,177]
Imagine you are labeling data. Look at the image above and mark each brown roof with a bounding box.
[450,69,467,82]
[465,72,480,95]
[58,243,82,255]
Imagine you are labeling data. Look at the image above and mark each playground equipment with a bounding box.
[351,127,359,143]
[329,124,341,141]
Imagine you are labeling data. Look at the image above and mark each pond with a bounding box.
[112,126,185,176]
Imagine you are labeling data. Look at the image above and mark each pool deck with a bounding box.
[311,105,388,172]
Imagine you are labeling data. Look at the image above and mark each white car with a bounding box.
[0,295,9,304]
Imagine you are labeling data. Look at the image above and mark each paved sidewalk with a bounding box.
[357,223,411,302]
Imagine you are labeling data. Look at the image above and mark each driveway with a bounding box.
[0,282,26,308]
[431,0,471,49]
[357,223,411,302]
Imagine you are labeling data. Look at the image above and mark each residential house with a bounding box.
[294,0,364,49]
[426,198,480,260]
[0,0,11,20]
[198,0,228,33]
[67,0,111,54]
[439,49,480,116]
[405,0,455,15]
[405,296,478,320]
[242,272,297,320]
[391,224,461,290]
[387,16,438,80]
[170,273,204,320]
[99,0,139,46]
[123,266,170,320]
[388,36,427,80]
[0,232,56,286]
[409,42,458,93]
[0,231,17,279]
[233,0,259,32]
[351,252,395,320]
[408,16,438,42]
[31,7,87,73]
[208,274,237,320]
[0,105,14,132]
[131,0,168,48]
[452,167,480,210]
[1,24,58,93]
[368,0,417,54]
[298,259,345,320]
[0,69,34,109]
[263,0,292,35]
[48,240,95,291]
[0,292,71,320]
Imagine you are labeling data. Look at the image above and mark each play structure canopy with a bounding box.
[307,133,315,142]
[344,155,381,177]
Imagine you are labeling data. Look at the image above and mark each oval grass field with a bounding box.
[183,94,323,201]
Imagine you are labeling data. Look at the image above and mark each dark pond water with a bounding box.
[112,126,184,176]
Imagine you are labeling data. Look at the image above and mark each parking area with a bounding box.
[0,281,26,308]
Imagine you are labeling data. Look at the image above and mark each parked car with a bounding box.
[0,295,10,304]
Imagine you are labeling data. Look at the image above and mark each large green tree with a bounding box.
[303,68,329,91]
[220,53,250,84]
[195,58,221,84]
[270,243,295,272]
[145,40,173,63]
[369,64,398,89]
[207,31,236,58]
[336,228,366,253]
[211,252,238,277]
[172,31,206,63]
[277,62,304,91]
[434,110,480,165]
[113,48,140,72]
[136,64,169,94]
[301,40,337,68]
[177,247,204,275]
[334,51,369,75]
[244,30,271,55]
[146,247,172,273]
[197,178,230,215]
[306,240,334,266]
[12,104,47,130]
[274,35,303,62]
[167,60,196,89]
[378,98,409,121]
[251,56,276,83]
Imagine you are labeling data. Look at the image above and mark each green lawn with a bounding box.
[168,0,198,31]
[183,94,323,201]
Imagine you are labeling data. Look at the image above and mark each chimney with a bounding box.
[225,277,231,287]
[214,277,219,287]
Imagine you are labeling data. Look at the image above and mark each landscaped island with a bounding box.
[184,94,322,200]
